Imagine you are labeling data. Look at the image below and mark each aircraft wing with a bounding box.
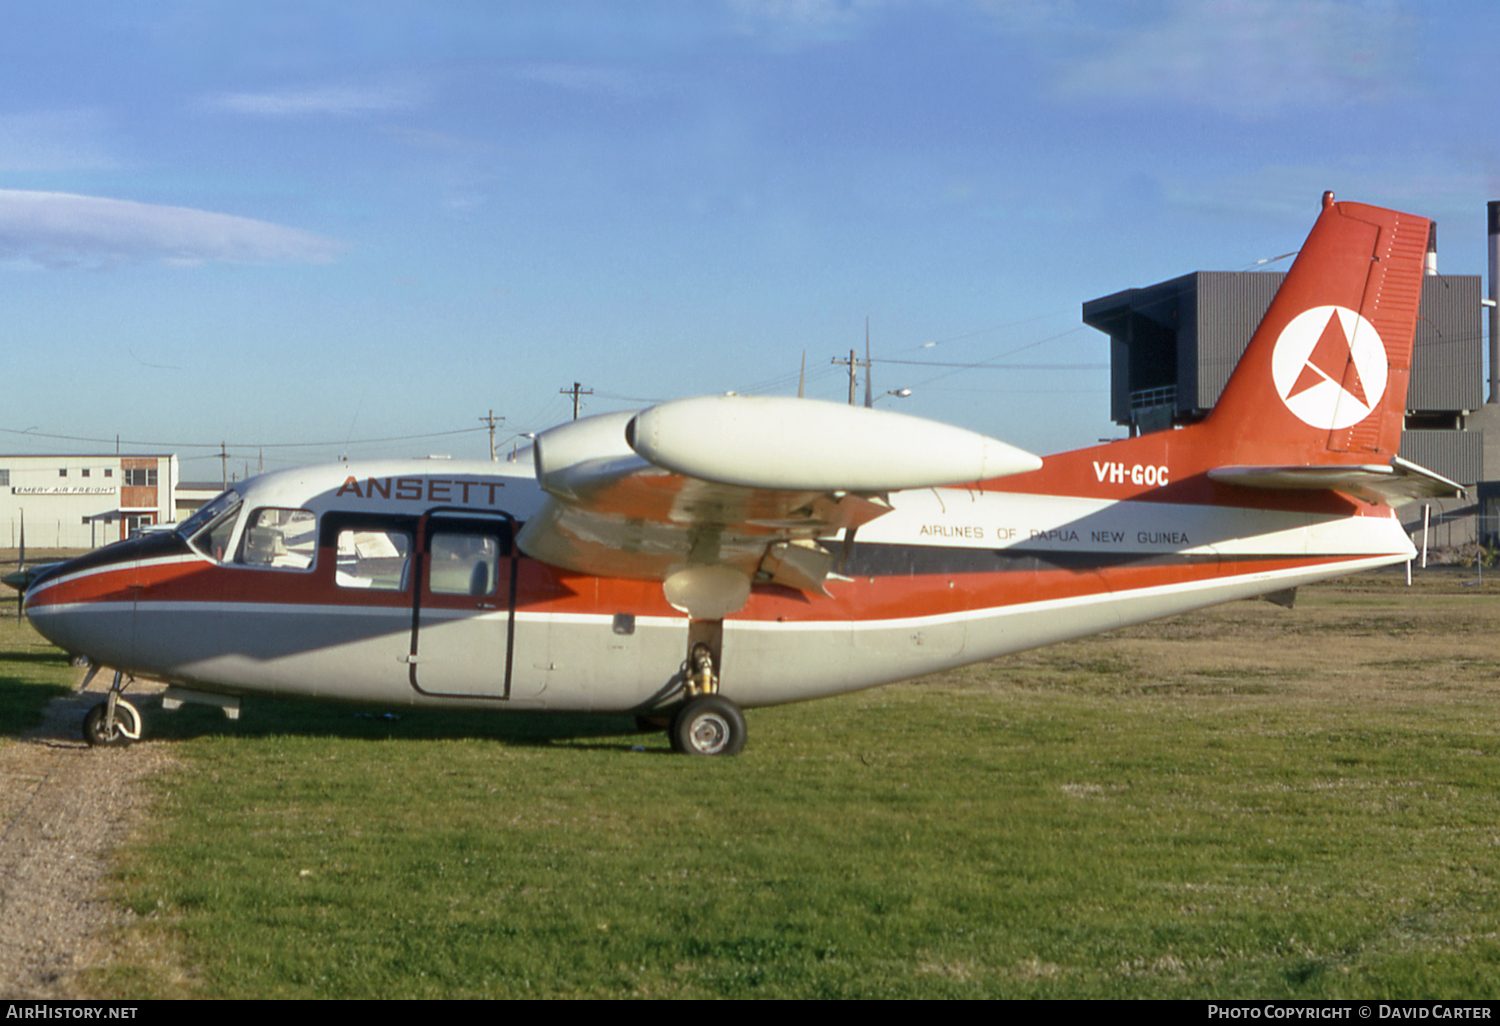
[517,396,1041,613]
[1208,455,1464,505]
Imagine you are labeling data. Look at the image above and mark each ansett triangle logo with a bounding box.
[1270,305,1387,431]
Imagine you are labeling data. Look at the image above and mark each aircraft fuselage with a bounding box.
[25,454,1411,715]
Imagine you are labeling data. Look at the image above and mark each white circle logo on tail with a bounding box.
[1270,305,1387,430]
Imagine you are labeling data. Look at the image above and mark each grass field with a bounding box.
[6,569,1500,998]
[0,614,78,733]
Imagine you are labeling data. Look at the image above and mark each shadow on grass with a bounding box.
[129,692,668,752]
[0,640,670,751]
[0,673,75,735]
[1,631,667,751]
[4,650,77,666]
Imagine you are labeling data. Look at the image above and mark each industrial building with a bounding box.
[0,454,179,549]
[1083,205,1500,549]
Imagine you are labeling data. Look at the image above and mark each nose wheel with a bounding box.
[83,698,141,746]
[82,671,143,747]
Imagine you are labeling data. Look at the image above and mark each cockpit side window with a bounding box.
[237,508,317,570]
[184,494,244,563]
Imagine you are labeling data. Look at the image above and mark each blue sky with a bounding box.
[1,0,1496,480]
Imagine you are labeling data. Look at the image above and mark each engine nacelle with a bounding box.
[628,395,1040,492]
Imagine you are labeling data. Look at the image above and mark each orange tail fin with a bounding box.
[1204,192,1429,468]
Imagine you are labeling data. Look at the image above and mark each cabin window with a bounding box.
[237,508,317,570]
[336,528,412,591]
[429,532,499,596]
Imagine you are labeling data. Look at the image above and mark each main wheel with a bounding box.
[670,695,747,756]
[83,699,142,747]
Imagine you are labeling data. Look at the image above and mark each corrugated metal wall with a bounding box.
[1400,429,1483,485]
[1410,276,1483,411]
[1177,273,1481,414]
[1190,271,1285,415]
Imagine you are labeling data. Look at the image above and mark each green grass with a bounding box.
[11,576,1500,998]
[104,692,1500,996]
[0,610,79,732]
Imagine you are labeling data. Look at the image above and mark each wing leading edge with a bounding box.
[516,396,1042,615]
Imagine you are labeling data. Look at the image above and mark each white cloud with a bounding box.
[1057,0,1414,118]
[206,83,425,117]
[0,190,347,269]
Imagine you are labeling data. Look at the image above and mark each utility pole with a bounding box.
[219,442,228,490]
[14,510,22,616]
[864,317,873,408]
[560,382,593,420]
[830,342,871,406]
[479,409,505,461]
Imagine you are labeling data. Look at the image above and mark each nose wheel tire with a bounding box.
[670,695,746,756]
[83,699,142,747]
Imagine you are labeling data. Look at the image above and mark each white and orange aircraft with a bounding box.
[24,193,1460,755]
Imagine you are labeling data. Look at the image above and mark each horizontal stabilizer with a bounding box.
[1208,455,1464,505]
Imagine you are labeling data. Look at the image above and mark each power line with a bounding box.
[876,359,1108,369]
[0,425,490,450]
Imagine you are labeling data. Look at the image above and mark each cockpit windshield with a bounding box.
[177,490,240,539]
[180,490,243,562]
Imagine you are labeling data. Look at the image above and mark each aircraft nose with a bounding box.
[22,541,149,665]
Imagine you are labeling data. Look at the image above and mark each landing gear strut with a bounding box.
[83,671,143,747]
[669,641,747,756]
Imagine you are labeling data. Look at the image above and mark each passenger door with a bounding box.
[409,512,526,699]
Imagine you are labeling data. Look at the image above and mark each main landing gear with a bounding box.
[82,670,143,747]
[672,694,747,756]
[668,641,748,757]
